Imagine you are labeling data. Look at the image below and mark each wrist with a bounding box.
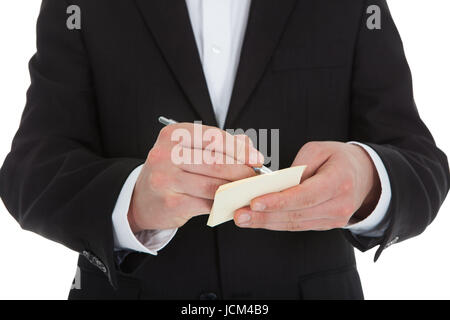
[351,145,382,222]
[128,192,145,234]
[353,179,381,222]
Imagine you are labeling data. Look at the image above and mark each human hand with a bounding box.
[234,141,381,231]
[129,123,264,233]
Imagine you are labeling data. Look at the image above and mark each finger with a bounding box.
[236,217,340,232]
[235,134,254,147]
[178,149,257,181]
[173,147,244,166]
[171,171,229,200]
[292,142,334,180]
[256,219,341,232]
[160,123,264,166]
[170,192,213,218]
[235,197,352,227]
[250,164,339,212]
[234,134,261,166]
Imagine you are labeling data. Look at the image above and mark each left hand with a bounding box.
[234,141,381,231]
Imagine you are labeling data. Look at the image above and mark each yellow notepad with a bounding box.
[207,165,306,227]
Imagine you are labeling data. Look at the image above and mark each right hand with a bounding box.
[128,123,265,233]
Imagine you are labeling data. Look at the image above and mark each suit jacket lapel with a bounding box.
[224,0,298,128]
[134,0,218,126]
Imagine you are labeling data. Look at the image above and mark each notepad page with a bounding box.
[207,166,306,227]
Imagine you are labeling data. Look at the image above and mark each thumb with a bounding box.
[292,142,333,180]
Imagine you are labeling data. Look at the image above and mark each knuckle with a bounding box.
[339,177,354,194]
[287,221,301,231]
[211,162,226,176]
[253,212,263,224]
[202,180,220,197]
[147,147,166,164]
[158,126,173,141]
[162,194,181,210]
[254,212,267,226]
[288,211,299,223]
[148,171,168,190]
[303,141,321,154]
[301,195,315,208]
[271,196,286,210]
[338,203,355,218]
[240,166,255,179]
[286,221,294,231]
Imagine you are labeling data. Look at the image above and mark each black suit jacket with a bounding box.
[0,0,449,300]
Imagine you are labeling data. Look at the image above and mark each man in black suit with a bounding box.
[0,0,448,299]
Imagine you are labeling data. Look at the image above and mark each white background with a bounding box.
[0,1,449,300]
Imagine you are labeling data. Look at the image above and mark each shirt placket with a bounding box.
[202,0,232,128]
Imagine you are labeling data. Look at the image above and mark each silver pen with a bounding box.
[158,116,272,175]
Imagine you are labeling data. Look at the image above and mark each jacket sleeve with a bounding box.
[0,0,143,287]
[346,0,450,260]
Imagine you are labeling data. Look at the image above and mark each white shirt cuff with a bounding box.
[111,164,178,255]
[344,142,392,237]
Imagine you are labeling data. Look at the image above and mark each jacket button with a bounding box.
[200,292,218,300]
[385,236,399,249]
[82,250,107,273]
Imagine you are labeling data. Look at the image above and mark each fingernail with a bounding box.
[252,202,266,211]
[237,213,251,225]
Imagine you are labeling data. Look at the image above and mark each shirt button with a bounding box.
[211,45,221,54]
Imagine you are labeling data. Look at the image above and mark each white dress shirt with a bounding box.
[112,0,392,255]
